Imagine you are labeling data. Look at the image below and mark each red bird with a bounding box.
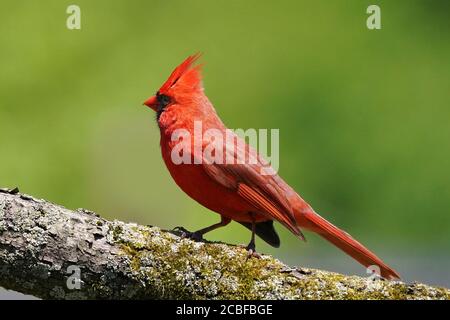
[144,54,400,280]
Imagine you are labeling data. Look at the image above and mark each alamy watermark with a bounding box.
[367,5,381,30]
[66,265,81,290]
[66,5,81,30]
[366,264,382,280]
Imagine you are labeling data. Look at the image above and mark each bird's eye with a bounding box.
[156,93,171,107]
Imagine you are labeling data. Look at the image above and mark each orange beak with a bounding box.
[143,95,158,111]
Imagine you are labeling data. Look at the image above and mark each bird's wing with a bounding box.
[202,134,305,239]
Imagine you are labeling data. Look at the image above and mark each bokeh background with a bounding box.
[1,0,449,298]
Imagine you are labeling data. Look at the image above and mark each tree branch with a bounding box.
[0,188,448,300]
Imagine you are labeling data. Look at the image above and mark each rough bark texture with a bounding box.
[0,188,448,300]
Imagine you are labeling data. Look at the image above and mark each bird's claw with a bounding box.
[173,226,203,242]
[183,231,204,242]
[173,226,189,233]
[246,249,261,259]
[245,242,261,259]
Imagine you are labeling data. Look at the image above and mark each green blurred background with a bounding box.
[1,1,449,297]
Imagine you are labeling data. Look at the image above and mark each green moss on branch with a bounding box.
[0,188,449,300]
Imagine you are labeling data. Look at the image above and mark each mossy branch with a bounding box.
[0,188,448,300]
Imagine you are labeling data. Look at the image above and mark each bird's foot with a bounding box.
[173,226,204,242]
[245,242,261,259]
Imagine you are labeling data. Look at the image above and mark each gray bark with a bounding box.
[0,188,448,300]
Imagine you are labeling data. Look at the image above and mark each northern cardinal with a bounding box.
[144,54,400,280]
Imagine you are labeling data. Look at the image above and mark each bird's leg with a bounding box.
[246,214,261,258]
[174,216,231,242]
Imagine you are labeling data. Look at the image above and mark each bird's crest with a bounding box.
[159,53,203,93]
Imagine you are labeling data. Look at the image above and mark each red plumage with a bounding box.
[144,55,400,280]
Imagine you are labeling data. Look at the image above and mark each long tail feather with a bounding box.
[300,211,400,280]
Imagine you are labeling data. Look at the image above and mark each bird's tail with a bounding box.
[298,210,400,280]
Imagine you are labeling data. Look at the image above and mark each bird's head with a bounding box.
[144,54,203,120]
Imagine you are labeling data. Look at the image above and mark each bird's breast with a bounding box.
[159,135,266,223]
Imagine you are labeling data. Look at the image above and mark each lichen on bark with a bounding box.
[0,188,449,300]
